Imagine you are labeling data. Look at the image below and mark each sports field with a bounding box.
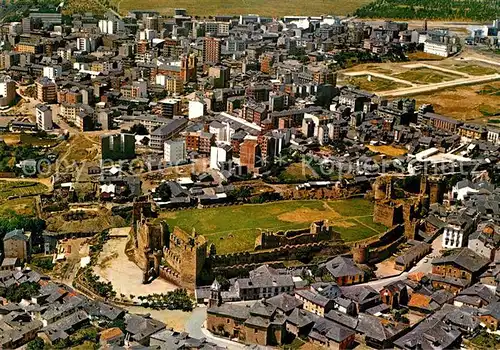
[113,0,371,17]
[160,198,387,254]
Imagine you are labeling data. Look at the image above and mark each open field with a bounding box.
[0,180,48,199]
[412,81,500,122]
[346,76,409,92]
[367,145,408,157]
[113,0,372,17]
[160,198,385,254]
[455,64,498,76]
[393,68,459,84]
[278,162,316,182]
[0,197,37,217]
[406,52,445,61]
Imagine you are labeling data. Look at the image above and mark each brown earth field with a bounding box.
[411,81,500,123]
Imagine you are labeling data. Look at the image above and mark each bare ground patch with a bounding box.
[277,207,343,223]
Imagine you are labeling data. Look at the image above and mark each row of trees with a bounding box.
[355,0,500,21]
[138,289,194,311]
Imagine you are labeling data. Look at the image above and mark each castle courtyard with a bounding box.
[159,198,387,254]
[93,237,177,300]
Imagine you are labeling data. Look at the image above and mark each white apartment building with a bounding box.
[36,104,53,130]
[164,140,187,164]
[210,143,232,170]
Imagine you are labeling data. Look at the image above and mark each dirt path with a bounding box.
[342,70,418,87]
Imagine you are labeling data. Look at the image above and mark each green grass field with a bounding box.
[0,181,48,200]
[393,68,459,84]
[160,198,386,254]
[456,65,498,76]
[113,0,371,17]
[346,76,408,92]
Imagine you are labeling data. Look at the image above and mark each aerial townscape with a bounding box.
[1,0,500,349]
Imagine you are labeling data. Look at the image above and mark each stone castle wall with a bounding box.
[255,220,337,250]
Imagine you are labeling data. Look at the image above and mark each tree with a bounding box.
[156,182,172,201]
[3,282,40,303]
[130,123,148,135]
[27,337,45,350]
[209,243,217,257]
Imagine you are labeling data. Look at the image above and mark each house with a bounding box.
[431,248,490,293]
[453,283,497,308]
[380,281,408,309]
[340,285,381,312]
[286,308,315,337]
[266,293,303,315]
[442,212,476,249]
[394,313,462,350]
[322,256,365,286]
[394,240,431,271]
[99,327,124,347]
[468,221,500,260]
[124,313,166,346]
[357,313,407,349]
[3,229,31,262]
[294,289,334,317]
[207,299,286,346]
[480,301,500,331]
[308,317,356,350]
[234,265,294,300]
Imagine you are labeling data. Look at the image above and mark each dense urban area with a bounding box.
[0,0,499,349]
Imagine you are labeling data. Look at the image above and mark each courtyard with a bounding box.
[160,198,387,254]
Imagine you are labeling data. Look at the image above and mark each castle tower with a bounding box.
[352,244,369,264]
[208,279,222,308]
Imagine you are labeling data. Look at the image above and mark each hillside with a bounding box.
[355,0,500,21]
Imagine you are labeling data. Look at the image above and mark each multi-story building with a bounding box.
[158,98,181,118]
[240,139,261,172]
[203,36,221,64]
[431,248,489,293]
[487,127,500,145]
[210,142,232,170]
[442,213,476,249]
[36,104,53,130]
[36,77,57,103]
[164,140,187,164]
[0,75,16,108]
[101,133,136,161]
[458,124,487,141]
[16,42,43,54]
[185,131,215,154]
[3,229,31,262]
[149,118,188,149]
[208,65,230,88]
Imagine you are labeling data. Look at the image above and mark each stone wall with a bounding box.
[254,220,337,250]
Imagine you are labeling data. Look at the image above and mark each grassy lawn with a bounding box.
[455,64,498,76]
[278,162,316,182]
[0,181,48,199]
[407,52,445,61]
[113,0,371,17]
[346,76,408,92]
[0,197,37,217]
[393,68,459,84]
[160,198,385,254]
